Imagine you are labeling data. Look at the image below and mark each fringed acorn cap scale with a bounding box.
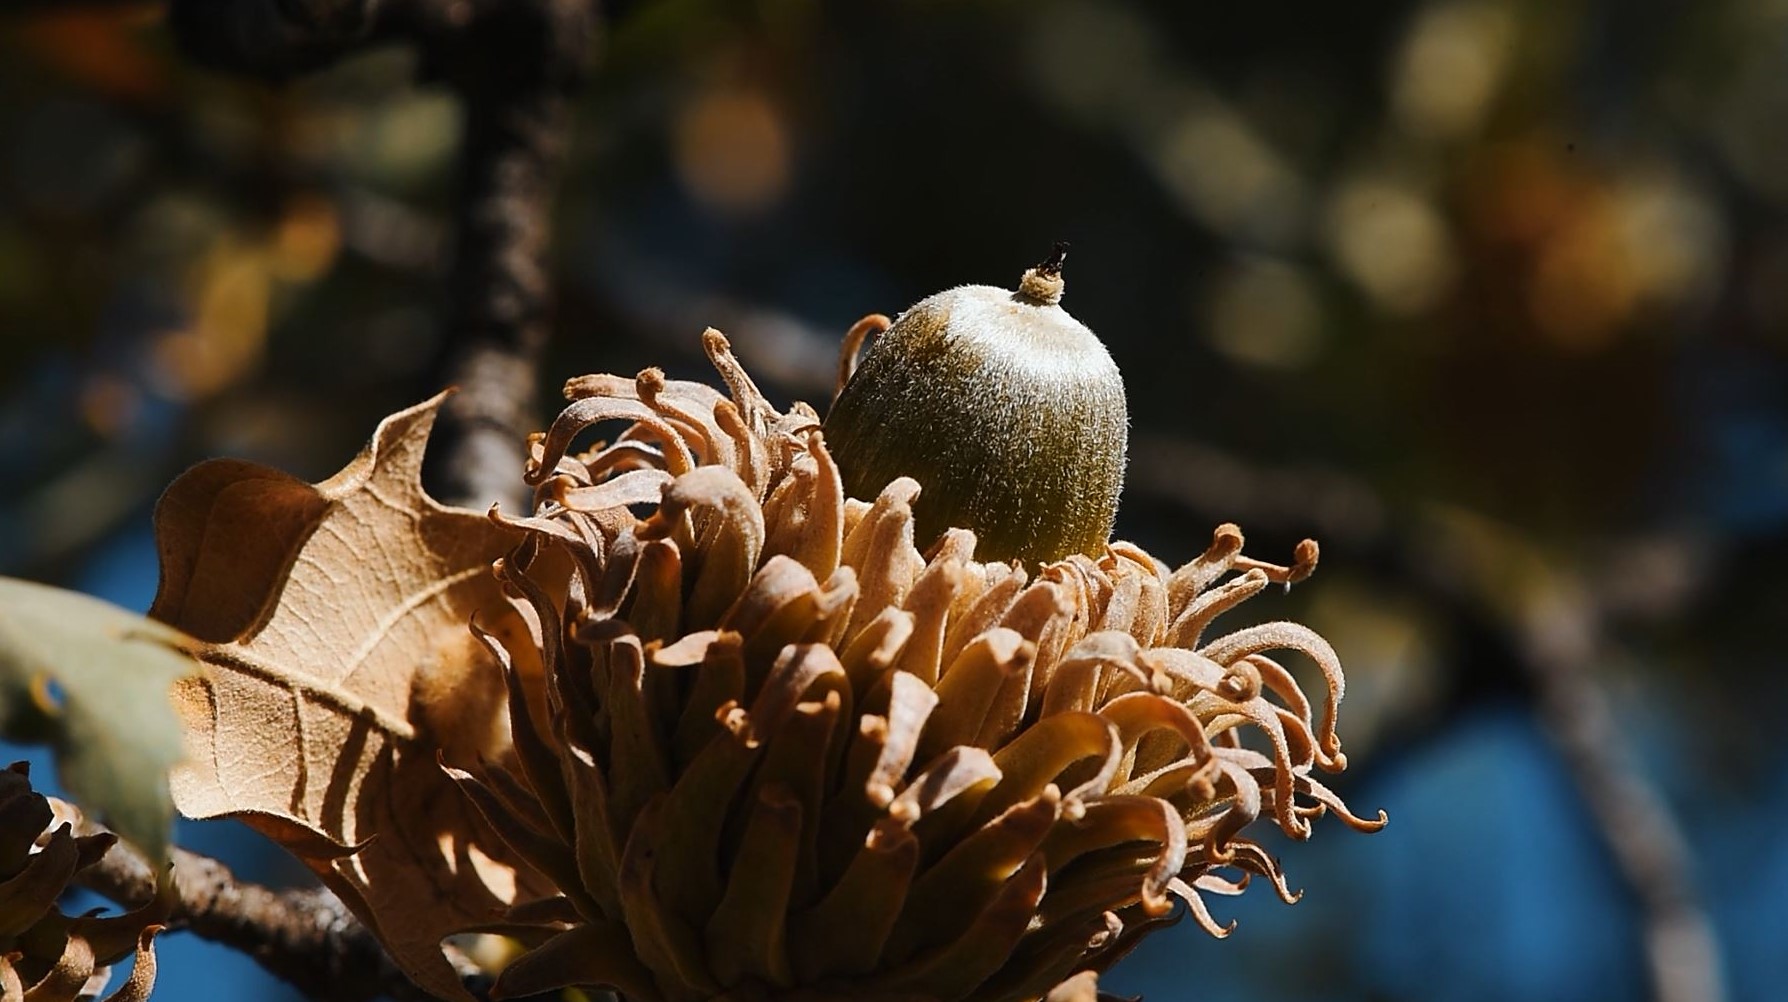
[0,764,161,1002]
[455,330,1382,1002]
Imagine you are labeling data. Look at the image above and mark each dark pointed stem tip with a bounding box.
[1017,242,1070,305]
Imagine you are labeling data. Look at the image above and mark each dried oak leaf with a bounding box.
[152,394,549,1000]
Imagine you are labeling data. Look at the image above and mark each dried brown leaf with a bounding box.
[154,395,548,999]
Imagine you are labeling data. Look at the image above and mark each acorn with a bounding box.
[822,245,1128,565]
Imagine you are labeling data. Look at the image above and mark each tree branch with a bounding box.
[1517,595,1727,1002]
[71,828,482,1002]
[414,0,597,511]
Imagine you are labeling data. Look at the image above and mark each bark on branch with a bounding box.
[419,0,597,511]
[71,828,476,1002]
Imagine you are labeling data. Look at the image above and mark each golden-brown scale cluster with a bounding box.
[0,764,158,1002]
[450,331,1383,1002]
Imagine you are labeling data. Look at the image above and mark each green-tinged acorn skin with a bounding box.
[823,248,1128,565]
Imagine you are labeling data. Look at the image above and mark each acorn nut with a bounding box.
[823,246,1128,566]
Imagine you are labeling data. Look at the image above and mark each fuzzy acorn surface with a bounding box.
[823,250,1128,565]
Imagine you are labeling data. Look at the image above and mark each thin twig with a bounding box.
[1518,595,1726,1002]
[414,0,597,511]
[70,826,481,1002]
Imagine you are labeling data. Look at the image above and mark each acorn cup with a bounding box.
[822,246,1127,566]
[451,304,1382,1001]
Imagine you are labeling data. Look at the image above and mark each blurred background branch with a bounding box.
[165,0,399,79]
[416,0,596,511]
[169,0,599,510]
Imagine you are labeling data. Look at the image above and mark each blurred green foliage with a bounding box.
[0,576,193,862]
